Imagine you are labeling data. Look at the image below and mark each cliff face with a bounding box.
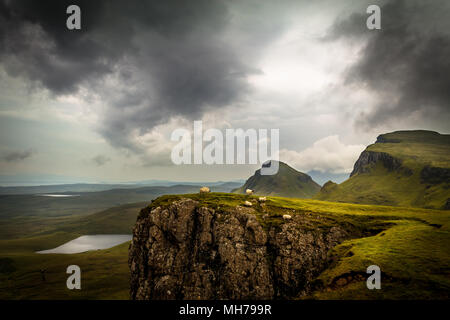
[420,166,450,185]
[129,198,349,300]
[350,150,410,177]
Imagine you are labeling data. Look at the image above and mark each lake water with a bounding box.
[36,234,132,254]
[38,194,80,197]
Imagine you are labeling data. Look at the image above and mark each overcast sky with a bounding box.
[0,0,449,184]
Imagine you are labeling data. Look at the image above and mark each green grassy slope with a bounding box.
[0,241,130,300]
[317,130,450,209]
[0,202,145,299]
[2,192,449,299]
[233,161,321,198]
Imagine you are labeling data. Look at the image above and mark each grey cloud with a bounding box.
[3,150,33,162]
[327,0,450,129]
[91,155,111,167]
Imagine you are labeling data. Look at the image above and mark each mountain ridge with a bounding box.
[317,130,450,209]
[232,161,321,198]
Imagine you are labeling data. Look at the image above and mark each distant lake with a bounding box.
[37,194,80,197]
[36,235,132,254]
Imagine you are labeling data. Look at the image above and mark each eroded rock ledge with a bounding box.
[129,198,349,300]
[350,150,412,177]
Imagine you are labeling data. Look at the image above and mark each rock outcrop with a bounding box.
[350,150,412,177]
[129,198,349,300]
[420,166,450,185]
[444,199,450,210]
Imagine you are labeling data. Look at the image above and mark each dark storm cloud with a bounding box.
[0,0,110,94]
[0,0,291,152]
[327,0,450,128]
[2,150,33,162]
[0,0,230,94]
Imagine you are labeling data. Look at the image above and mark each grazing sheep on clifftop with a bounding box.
[258,197,266,202]
[282,214,292,220]
[246,189,253,195]
[243,201,253,207]
[199,187,210,193]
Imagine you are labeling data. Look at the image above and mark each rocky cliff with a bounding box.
[350,150,411,177]
[128,196,353,300]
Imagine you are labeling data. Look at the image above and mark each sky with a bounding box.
[0,0,449,184]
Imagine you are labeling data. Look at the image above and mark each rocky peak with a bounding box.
[232,161,321,198]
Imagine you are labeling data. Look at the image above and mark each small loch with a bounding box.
[36,234,132,254]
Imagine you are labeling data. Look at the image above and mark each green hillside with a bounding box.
[2,193,449,299]
[233,161,321,198]
[317,130,450,209]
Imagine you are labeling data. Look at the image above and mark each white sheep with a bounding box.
[243,201,253,207]
[258,196,266,202]
[246,189,254,195]
[199,186,210,193]
[282,214,292,220]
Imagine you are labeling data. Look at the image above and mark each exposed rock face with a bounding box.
[129,199,348,300]
[420,166,450,185]
[444,198,450,210]
[350,150,411,177]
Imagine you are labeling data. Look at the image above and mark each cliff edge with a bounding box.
[128,195,357,299]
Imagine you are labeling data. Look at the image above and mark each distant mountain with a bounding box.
[0,183,142,195]
[317,130,450,209]
[0,180,244,195]
[127,179,245,187]
[232,161,321,198]
[0,182,242,223]
[0,173,96,186]
[307,170,349,186]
